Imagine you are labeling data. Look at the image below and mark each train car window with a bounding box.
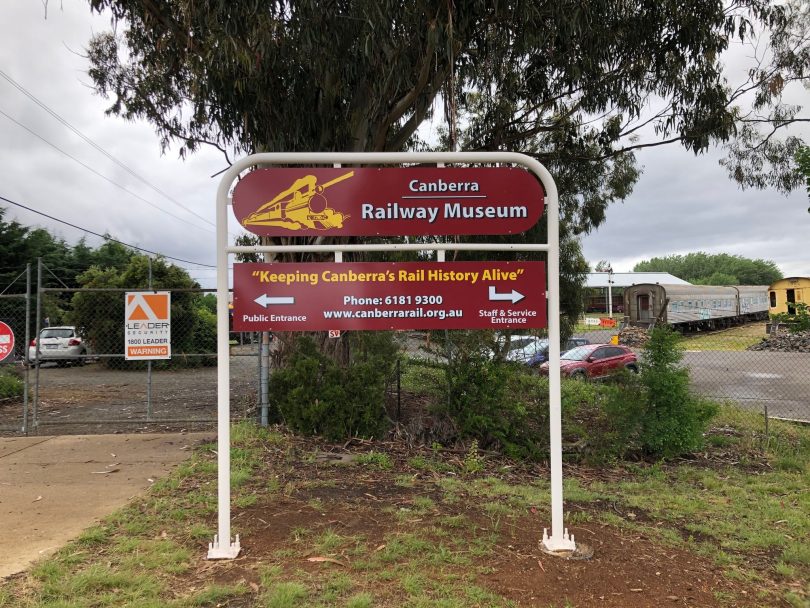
[769,291,776,307]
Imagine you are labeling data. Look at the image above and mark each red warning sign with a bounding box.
[0,321,15,363]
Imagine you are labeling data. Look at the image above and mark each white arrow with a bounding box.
[488,285,525,304]
[254,294,295,307]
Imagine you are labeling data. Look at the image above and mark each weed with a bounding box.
[462,439,485,474]
[345,592,374,608]
[231,464,253,488]
[411,496,435,513]
[314,529,345,553]
[262,581,308,608]
[187,523,213,540]
[781,543,810,566]
[407,454,450,472]
[395,474,417,487]
[187,583,249,606]
[307,498,325,512]
[76,525,110,546]
[355,451,393,470]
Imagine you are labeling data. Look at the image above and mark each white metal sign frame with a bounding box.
[210,151,575,559]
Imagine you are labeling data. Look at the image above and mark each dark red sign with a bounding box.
[233,262,546,331]
[231,167,544,237]
[0,321,15,363]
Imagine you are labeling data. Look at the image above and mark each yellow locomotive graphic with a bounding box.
[241,171,354,231]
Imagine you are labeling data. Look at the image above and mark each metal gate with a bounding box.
[0,261,259,435]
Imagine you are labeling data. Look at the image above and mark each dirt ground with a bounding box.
[189,438,764,608]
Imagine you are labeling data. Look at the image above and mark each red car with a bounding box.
[538,344,638,379]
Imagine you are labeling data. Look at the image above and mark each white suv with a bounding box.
[28,326,88,367]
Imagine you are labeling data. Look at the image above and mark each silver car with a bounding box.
[28,326,88,367]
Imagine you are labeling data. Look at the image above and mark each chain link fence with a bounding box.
[678,323,809,424]
[0,267,32,433]
[1,261,807,438]
[614,320,809,432]
[0,262,261,435]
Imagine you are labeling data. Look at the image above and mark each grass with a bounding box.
[1,416,808,608]
[678,323,767,351]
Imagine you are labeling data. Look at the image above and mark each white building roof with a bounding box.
[585,272,691,288]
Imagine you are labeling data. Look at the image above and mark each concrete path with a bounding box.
[0,432,211,579]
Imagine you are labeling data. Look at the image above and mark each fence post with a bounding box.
[764,403,769,450]
[260,332,270,426]
[33,257,42,431]
[22,263,31,434]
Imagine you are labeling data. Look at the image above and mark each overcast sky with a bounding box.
[0,1,807,291]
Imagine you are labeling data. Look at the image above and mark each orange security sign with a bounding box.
[125,292,171,360]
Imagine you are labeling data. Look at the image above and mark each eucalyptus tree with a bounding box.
[720,0,810,197]
[85,0,798,332]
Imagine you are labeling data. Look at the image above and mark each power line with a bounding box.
[0,194,216,268]
[0,107,215,235]
[0,69,218,230]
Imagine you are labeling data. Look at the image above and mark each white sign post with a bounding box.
[209,152,575,559]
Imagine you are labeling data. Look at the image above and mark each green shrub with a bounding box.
[545,328,717,463]
[268,333,398,440]
[433,331,547,459]
[772,302,810,332]
[636,326,717,458]
[0,366,24,400]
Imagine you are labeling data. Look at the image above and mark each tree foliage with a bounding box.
[718,1,809,196]
[84,0,798,343]
[0,208,141,355]
[796,144,810,212]
[85,1,800,228]
[0,207,137,291]
[633,252,782,285]
[71,255,216,368]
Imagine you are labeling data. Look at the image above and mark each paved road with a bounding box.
[682,350,810,422]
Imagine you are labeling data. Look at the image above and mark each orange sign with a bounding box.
[125,292,171,360]
[599,317,617,328]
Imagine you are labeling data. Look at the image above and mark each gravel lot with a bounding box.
[2,339,807,434]
[0,347,258,435]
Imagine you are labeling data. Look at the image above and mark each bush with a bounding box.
[772,302,810,333]
[268,333,399,441]
[636,326,717,458]
[70,256,218,369]
[404,327,718,462]
[0,366,24,401]
[432,331,548,459]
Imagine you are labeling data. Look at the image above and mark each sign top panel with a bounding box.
[232,167,544,237]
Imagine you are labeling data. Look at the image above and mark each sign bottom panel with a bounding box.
[233,261,546,331]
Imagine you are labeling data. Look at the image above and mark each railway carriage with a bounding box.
[768,277,810,316]
[623,284,769,330]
